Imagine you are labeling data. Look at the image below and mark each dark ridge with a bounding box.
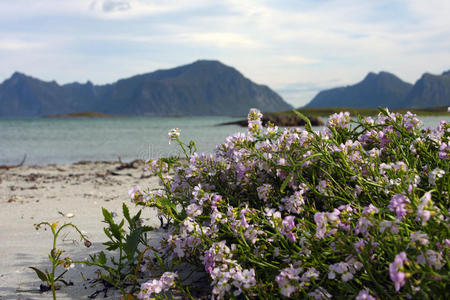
[0,60,292,117]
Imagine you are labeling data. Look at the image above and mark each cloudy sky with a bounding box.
[1,0,449,107]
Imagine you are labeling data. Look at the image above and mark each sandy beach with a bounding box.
[0,161,162,299]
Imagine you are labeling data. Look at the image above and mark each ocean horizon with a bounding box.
[1,115,449,166]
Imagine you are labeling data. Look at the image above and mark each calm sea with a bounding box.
[1,116,449,165]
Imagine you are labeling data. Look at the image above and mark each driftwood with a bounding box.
[0,155,26,170]
[115,156,143,171]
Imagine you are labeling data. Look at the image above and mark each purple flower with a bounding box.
[247,108,263,135]
[211,194,222,210]
[356,289,376,300]
[203,250,215,273]
[285,232,297,242]
[362,204,379,215]
[275,265,302,297]
[416,192,435,225]
[128,185,140,200]
[389,265,406,292]
[240,206,250,229]
[281,190,305,214]
[138,272,178,299]
[186,203,203,217]
[354,217,372,236]
[417,250,444,270]
[160,272,178,288]
[327,112,350,129]
[308,287,331,299]
[314,209,341,238]
[314,212,327,238]
[439,142,449,159]
[389,252,408,292]
[282,215,296,232]
[354,240,366,253]
[257,184,272,201]
[389,194,410,220]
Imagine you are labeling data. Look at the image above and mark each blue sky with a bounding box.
[1,0,449,107]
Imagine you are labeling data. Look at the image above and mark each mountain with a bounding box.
[305,72,413,109]
[0,60,292,117]
[403,71,450,108]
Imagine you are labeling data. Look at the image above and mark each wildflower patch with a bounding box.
[131,109,449,299]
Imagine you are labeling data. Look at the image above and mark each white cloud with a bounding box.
[101,0,131,12]
[279,56,320,65]
[1,0,450,106]
[0,40,43,51]
[87,0,216,19]
[180,32,262,49]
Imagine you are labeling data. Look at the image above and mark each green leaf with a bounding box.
[103,227,113,240]
[188,140,197,155]
[29,267,48,283]
[124,229,142,259]
[123,203,131,224]
[102,207,113,224]
[98,251,107,265]
[292,109,312,132]
[104,243,119,251]
[132,210,142,224]
[55,270,68,282]
[280,174,292,194]
[160,197,177,211]
[109,223,122,241]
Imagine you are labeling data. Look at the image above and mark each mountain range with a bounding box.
[305,70,450,109]
[2,60,450,117]
[0,60,292,117]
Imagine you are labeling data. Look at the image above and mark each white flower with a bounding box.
[168,128,180,143]
[428,168,445,185]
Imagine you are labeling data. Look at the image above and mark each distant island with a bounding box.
[305,70,450,109]
[0,60,292,118]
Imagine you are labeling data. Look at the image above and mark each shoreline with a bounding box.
[0,161,161,299]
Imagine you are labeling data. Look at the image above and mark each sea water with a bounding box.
[0,116,449,165]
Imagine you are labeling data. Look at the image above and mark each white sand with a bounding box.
[0,161,162,299]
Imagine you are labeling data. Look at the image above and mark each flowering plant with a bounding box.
[132,108,449,299]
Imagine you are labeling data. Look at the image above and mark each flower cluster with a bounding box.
[137,272,178,299]
[133,109,449,299]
